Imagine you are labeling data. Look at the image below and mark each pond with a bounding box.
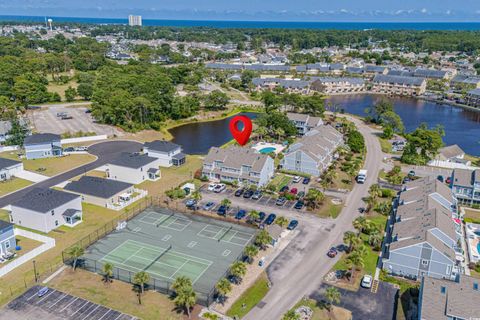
[169,112,258,154]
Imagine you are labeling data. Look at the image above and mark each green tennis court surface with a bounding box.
[82,207,257,301]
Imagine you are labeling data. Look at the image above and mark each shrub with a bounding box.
[381,188,396,198]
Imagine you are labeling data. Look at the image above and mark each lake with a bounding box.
[169,96,480,156]
[169,112,258,154]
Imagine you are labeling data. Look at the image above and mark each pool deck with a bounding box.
[251,142,286,155]
[466,222,480,263]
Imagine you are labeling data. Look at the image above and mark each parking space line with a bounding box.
[71,300,90,317]
[36,289,57,304]
[47,293,68,309]
[59,297,78,312]
[97,309,113,320]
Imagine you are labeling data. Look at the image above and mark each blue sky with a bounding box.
[1,0,480,21]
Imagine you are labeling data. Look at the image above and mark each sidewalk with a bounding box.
[15,170,49,183]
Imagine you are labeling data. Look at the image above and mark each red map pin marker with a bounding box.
[229,115,252,146]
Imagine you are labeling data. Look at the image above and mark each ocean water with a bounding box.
[1,15,480,30]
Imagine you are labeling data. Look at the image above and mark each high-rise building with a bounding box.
[128,15,142,26]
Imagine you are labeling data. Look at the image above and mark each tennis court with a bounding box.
[81,207,257,303]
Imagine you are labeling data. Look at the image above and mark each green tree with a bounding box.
[171,276,192,293]
[343,231,360,253]
[174,286,196,318]
[275,216,289,228]
[64,86,77,102]
[5,118,28,146]
[244,245,259,263]
[346,130,365,153]
[282,309,300,320]
[325,287,341,314]
[67,246,84,271]
[368,229,383,250]
[203,90,229,110]
[133,271,150,295]
[215,278,232,303]
[255,229,272,250]
[248,210,260,223]
[382,124,394,139]
[304,188,325,210]
[401,123,444,165]
[77,82,93,100]
[102,262,114,284]
[229,261,247,283]
[221,198,231,208]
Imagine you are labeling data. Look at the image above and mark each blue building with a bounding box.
[0,220,15,257]
[24,133,62,160]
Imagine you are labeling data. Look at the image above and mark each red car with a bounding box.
[446,177,452,184]
[290,187,298,195]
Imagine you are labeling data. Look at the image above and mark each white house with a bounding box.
[0,158,23,181]
[10,188,83,233]
[107,152,161,185]
[143,140,186,167]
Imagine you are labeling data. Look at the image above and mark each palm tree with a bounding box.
[345,249,365,281]
[191,191,202,211]
[244,245,259,264]
[254,229,272,250]
[275,216,289,228]
[368,230,383,250]
[229,261,247,283]
[171,276,192,293]
[67,246,84,271]
[255,126,268,141]
[248,210,260,224]
[324,287,341,315]
[369,184,382,201]
[353,217,373,234]
[304,189,325,210]
[133,271,150,295]
[282,310,300,320]
[221,198,231,208]
[215,278,232,303]
[343,231,358,253]
[102,262,114,284]
[174,286,196,318]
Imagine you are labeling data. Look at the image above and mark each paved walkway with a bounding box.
[15,170,49,183]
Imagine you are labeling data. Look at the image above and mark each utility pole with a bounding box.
[33,260,38,282]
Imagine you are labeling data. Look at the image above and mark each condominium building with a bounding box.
[128,15,142,26]
[450,168,480,205]
[286,113,323,135]
[466,88,480,108]
[372,74,427,96]
[310,77,366,94]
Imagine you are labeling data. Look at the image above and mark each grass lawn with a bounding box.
[226,273,270,319]
[379,137,392,154]
[47,80,78,101]
[464,208,480,224]
[49,268,181,320]
[0,178,33,196]
[70,170,107,181]
[23,154,96,176]
[315,197,343,219]
[11,236,42,258]
[136,155,203,198]
[0,209,9,221]
[289,298,352,320]
[269,174,292,192]
[331,170,354,191]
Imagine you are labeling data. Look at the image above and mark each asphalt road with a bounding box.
[0,140,142,208]
[244,115,385,320]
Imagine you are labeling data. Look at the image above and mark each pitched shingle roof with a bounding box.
[12,188,80,213]
[24,133,61,145]
[109,153,157,169]
[0,220,13,231]
[373,74,426,86]
[64,176,133,199]
[0,157,21,170]
[204,146,269,173]
[438,144,464,159]
[144,140,181,153]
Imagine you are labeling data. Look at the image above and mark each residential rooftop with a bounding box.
[109,152,158,169]
[0,157,21,170]
[64,176,133,199]
[144,140,181,153]
[24,133,61,145]
[12,188,80,213]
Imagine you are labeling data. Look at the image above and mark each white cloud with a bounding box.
[421,8,427,13]
[446,10,451,15]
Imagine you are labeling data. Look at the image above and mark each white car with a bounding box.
[214,184,226,193]
[293,176,302,183]
[361,275,373,288]
[207,183,217,191]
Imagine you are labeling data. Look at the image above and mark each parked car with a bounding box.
[302,177,311,185]
[408,170,415,177]
[290,187,298,195]
[234,189,245,197]
[294,200,304,210]
[63,147,75,152]
[56,112,67,117]
[235,210,247,220]
[361,275,373,289]
[85,109,92,113]
[265,213,276,225]
[279,185,289,193]
[252,190,263,200]
[61,115,73,120]
[207,183,217,191]
[287,220,298,230]
[402,177,411,184]
[75,146,88,151]
[203,202,215,211]
[327,247,338,258]
[446,177,452,184]
[275,197,287,206]
[217,205,228,216]
[257,212,266,223]
[185,199,197,208]
[293,176,302,183]
[243,190,254,199]
[437,175,444,183]
[297,191,305,199]
[37,287,49,297]
[214,184,226,193]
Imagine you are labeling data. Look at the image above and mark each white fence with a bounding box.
[428,159,479,170]
[0,229,56,278]
[0,145,18,153]
[107,189,148,211]
[61,134,107,144]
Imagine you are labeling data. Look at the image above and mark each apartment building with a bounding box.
[372,74,427,96]
[382,177,461,281]
[310,77,366,94]
[466,88,480,108]
[286,113,323,135]
[450,168,480,205]
[202,147,274,187]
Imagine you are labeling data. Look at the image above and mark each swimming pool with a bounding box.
[259,147,276,154]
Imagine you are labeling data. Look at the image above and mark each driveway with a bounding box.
[244,114,385,320]
[0,140,142,208]
[310,282,399,320]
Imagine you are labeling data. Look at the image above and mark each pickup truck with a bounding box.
[356,169,368,184]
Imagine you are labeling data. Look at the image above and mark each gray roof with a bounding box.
[144,140,181,153]
[109,152,158,169]
[419,275,480,320]
[309,76,365,85]
[0,157,21,170]
[172,152,186,160]
[468,88,480,96]
[373,74,426,86]
[0,220,13,231]
[364,65,388,73]
[204,146,270,174]
[62,209,81,217]
[205,63,243,70]
[387,69,415,77]
[24,133,61,145]
[252,78,310,89]
[414,68,448,79]
[346,67,364,74]
[12,188,80,213]
[452,168,479,187]
[64,176,133,199]
[438,144,464,159]
[451,75,480,85]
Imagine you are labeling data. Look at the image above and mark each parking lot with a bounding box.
[29,105,121,136]
[0,286,136,320]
